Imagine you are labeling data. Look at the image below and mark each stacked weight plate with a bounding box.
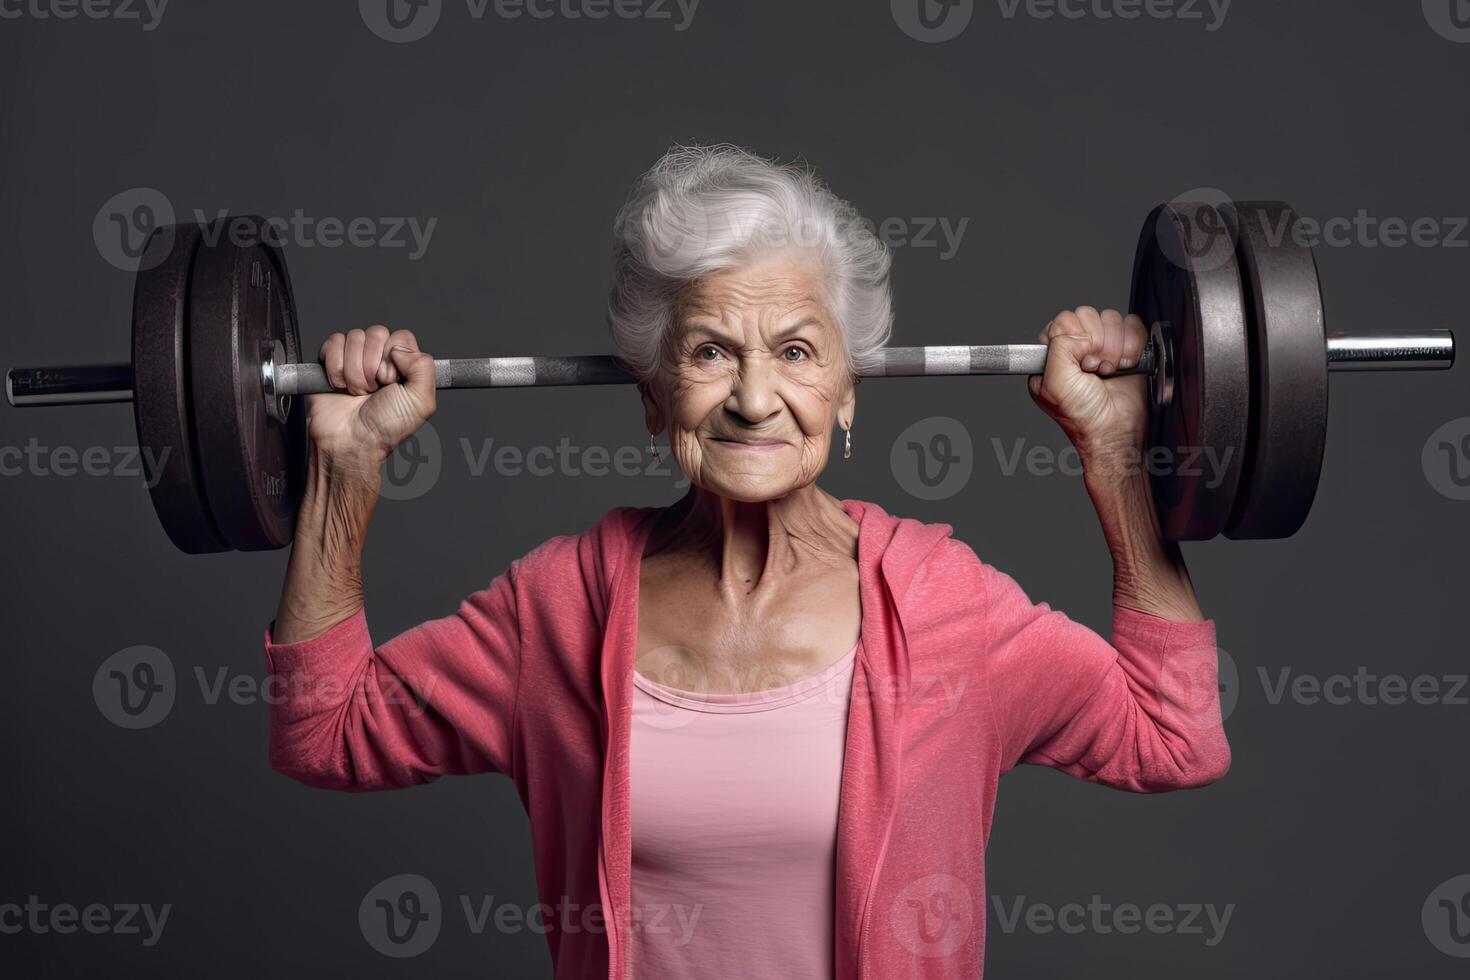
[1222,201,1328,539]
[1129,201,1252,540]
[131,217,307,554]
[1128,199,1329,541]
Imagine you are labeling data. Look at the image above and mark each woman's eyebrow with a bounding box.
[685,319,824,343]
[681,322,740,345]
[773,318,824,342]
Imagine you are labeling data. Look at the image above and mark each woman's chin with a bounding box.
[696,469,802,503]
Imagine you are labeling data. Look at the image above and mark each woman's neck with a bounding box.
[650,483,858,592]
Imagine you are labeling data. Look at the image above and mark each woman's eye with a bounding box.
[696,345,804,362]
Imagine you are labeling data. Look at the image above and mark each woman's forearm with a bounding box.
[1084,460,1205,624]
[271,447,383,644]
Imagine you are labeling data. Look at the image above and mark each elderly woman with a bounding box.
[265,145,1229,979]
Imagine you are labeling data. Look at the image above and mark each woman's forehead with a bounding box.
[678,253,832,323]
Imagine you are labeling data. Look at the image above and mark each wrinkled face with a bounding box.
[641,250,856,502]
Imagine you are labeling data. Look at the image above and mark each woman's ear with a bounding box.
[638,381,663,434]
[837,375,857,431]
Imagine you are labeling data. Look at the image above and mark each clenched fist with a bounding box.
[1028,306,1150,464]
[307,325,437,467]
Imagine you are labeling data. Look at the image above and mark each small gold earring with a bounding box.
[843,426,852,460]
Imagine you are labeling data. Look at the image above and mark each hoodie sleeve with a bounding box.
[262,545,546,791]
[955,542,1230,791]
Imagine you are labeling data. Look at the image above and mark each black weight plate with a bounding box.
[1128,202,1252,540]
[1223,202,1328,539]
[132,223,230,554]
[188,217,306,551]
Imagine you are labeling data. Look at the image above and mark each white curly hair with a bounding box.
[607,143,894,383]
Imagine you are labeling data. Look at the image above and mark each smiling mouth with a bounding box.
[712,438,786,448]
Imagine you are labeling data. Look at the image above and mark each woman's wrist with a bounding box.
[271,447,379,644]
[301,446,380,562]
[1082,460,1206,623]
[1084,462,1159,568]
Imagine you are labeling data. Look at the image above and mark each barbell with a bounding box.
[4,202,1456,554]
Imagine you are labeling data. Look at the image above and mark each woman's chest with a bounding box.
[635,557,862,694]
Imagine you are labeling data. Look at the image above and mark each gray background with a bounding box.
[2,0,1468,975]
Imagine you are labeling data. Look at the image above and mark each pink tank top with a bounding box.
[629,638,861,979]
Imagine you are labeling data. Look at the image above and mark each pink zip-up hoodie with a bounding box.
[264,497,1230,979]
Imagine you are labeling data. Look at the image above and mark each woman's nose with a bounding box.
[725,354,781,422]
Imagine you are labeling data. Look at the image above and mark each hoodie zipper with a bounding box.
[600,835,622,978]
[852,799,893,975]
[853,572,909,980]
[603,509,655,980]
[854,782,899,980]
